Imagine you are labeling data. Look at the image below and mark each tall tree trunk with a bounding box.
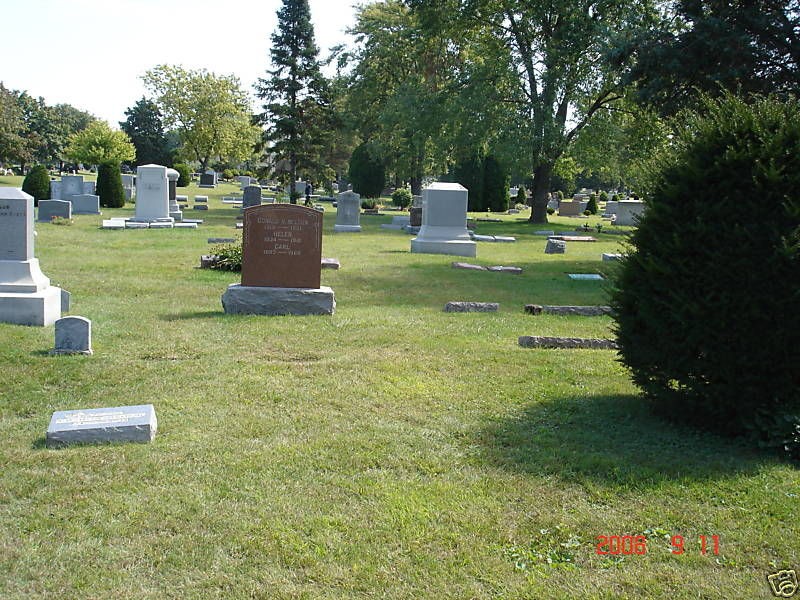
[290,152,297,204]
[529,162,552,224]
[410,146,424,195]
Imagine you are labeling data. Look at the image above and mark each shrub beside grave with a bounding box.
[392,187,412,209]
[349,143,385,198]
[96,162,125,208]
[174,163,191,187]
[586,194,598,215]
[611,94,800,458]
[22,165,50,205]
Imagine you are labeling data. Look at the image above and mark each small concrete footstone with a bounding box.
[524,305,612,316]
[518,336,618,350]
[444,301,499,313]
[222,285,335,316]
[321,258,340,270]
[544,239,566,254]
[46,404,157,447]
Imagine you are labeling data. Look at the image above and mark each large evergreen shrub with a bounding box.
[348,143,385,198]
[483,155,509,212]
[174,163,191,187]
[391,187,412,209]
[611,95,800,458]
[96,162,126,208]
[586,194,598,215]
[22,165,50,206]
[453,150,486,211]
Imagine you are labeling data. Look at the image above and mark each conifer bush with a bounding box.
[586,194,598,215]
[349,143,385,198]
[96,162,126,208]
[611,95,800,458]
[174,163,190,187]
[22,165,51,206]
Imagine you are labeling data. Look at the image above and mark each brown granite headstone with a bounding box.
[241,204,322,288]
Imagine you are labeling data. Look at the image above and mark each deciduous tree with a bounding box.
[65,120,135,166]
[143,65,259,173]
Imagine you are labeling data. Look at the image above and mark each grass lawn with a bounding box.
[1,180,797,599]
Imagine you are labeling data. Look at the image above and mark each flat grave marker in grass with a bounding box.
[46,404,157,447]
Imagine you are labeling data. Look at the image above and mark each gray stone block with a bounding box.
[208,238,236,244]
[486,266,522,274]
[222,284,335,316]
[545,239,566,254]
[37,200,72,222]
[46,404,157,447]
[602,253,623,261]
[51,315,92,355]
[452,262,487,271]
[518,336,618,350]
[321,258,340,270]
[524,304,611,316]
[60,289,70,312]
[444,301,499,313]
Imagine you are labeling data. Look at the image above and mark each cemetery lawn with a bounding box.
[1,182,797,599]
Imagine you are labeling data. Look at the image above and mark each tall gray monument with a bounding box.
[0,188,63,326]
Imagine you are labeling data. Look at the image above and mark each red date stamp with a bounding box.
[596,534,720,556]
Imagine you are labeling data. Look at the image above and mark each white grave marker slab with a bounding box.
[46,404,157,447]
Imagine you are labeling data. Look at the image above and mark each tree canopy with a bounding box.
[65,120,136,166]
[120,98,174,167]
[143,65,259,173]
[256,0,333,200]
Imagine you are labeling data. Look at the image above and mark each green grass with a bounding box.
[1,180,797,599]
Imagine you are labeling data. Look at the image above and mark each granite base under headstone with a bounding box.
[222,285,335,316]
[46,404,157,447]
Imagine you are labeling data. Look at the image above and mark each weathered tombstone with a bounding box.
[334,190,361,232]
[0,188,62,325]
[70,194,101,214]
[37,199,72,222]
[409,206,422,227]
[411,182,476,257]
[167,168,182,221]
[613,200,645,226]
[51,316,93,355]
[222,204,335,315]
[243,185,262,209]
[134,164,171,222]
[82,181,96,195]
[61,175,84,198]
[46,404,157,447]
[558,201,586,216]
[50,180,62,200]
[545,238,566,254]
[199,172,216,188]
[284,180,308,196]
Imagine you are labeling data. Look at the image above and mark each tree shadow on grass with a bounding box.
[477,394,772,489]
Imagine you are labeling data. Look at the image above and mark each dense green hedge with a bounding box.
[174,163,191,187]
[611,95,800,458]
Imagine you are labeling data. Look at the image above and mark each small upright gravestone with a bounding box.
[51,316,92,355]
[411,183,476,257]
[46,404,157,447]
[222,204,335,316]
[49,174,101,214]
[0,188,62,326]
[242,185,262,209]
[37,199,72,222]
[613,200,645,226]
[334,190,361,232]
[199,171,217,188]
